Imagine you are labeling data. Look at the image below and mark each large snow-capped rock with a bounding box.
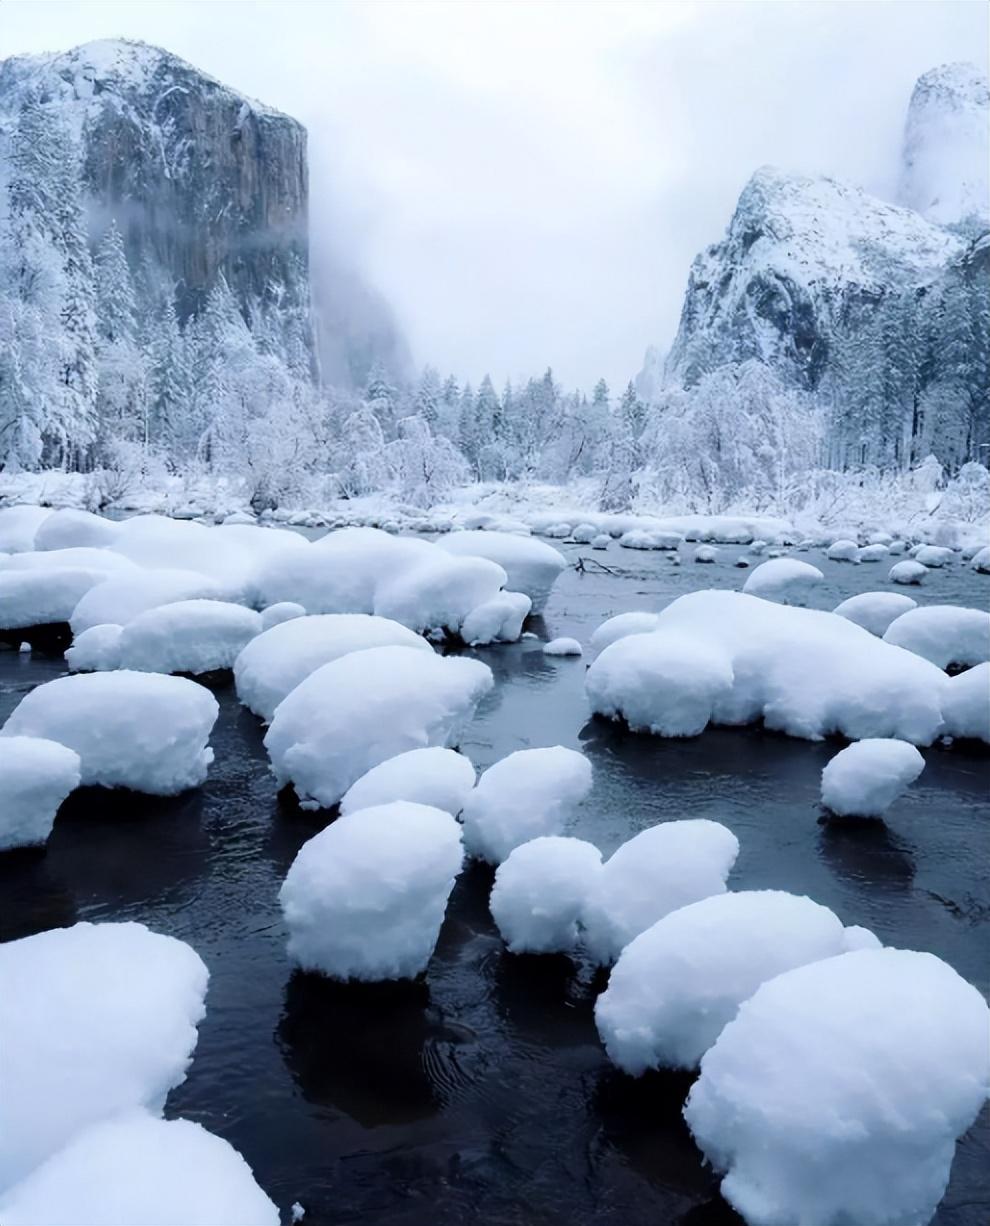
[664,165,963,391]
[898,62,990,233]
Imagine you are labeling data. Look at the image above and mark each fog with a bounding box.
[1,0,986,389]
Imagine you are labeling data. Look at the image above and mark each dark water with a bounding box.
[1,543,988,1225]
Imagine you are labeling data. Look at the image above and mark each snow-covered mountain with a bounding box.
[898,62,990,234]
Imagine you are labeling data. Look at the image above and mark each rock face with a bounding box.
[0,40,309,324]
[664,165,963,391]
[898,62,990,234]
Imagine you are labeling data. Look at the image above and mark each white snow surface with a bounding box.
[683,948,990,1226]
[0,922,208,1191]
[108,515,255,601]
[882,604,990,670]
[820,738,925,817]
[1,546,135,574]
[0,506,53,553]
[114,600,262,675]
[585,591,947,745]
[619,529,682,551]
[234,613,431,722]
[0,1112,279,1226]
[459,590,532,645]
[0,567,111,629]
[264,645,492,809]
[279,802,463,980]
[889,559,928,585]
[971,545,990,573]
[460,746,593,864]
[339,747,476,816]
[70,568,222,635]
[373,552,508,635]
[0,736,81,850]
[543,637,583,657]
[65,623,123,671]
[33,508,120,551]
[915,544,955,568]
[941,663,990,742]
[435,530,567,613]
[832,591,917,636]
[582,820,740,965]
[742,558,824,606]
[825,539,859,562]
[588,611,661,656]
[595,891,851,1074]
[2,671,218,794]
[259,601,306,630]
[489,836,603,954]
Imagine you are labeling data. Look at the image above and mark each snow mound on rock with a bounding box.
[0,506,52,553]
[619,529,681,551]
[826,539,859,562]
[821,738,926,817]
[889,559,927,585]
[832,591,917,636]
[582,820,740,965]
[435,530,567,614]
[970,545,990,573]
[586,591,946,745]
[234,613,431,722]
[259,601,306,630]
[1,546,135,574]
[2,671,218,794]
[543,637,582,657]
[683,948,990,1226]
[941,662,990,742]
[0,736,81,851]
[460,746,593,864]
[742,558,824,606]
[0,921,208,1190]
[373,553,508,636]
[70,568,222,635]
[65,623,123,671]
[265,645,492,809]
[115,600,262,675]
[595,891,851,1074]
[490,835,602,954]
[279,801,463,980]
[0,567,110,630]
[588,610,661,656]
[33,509,119,551]
[109,515,253,601]
[340,746,476,816]
[0,1112,279,1226]
[915,544,954,567]
[459,590,531,645]
[882,603,990,670]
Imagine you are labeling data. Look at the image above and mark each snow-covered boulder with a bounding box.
[114,600,262,675]
[941,663,990,742]
[832,591,917,637]
[279,801,463,980]
[889,559,928,585]
[374,553,508,637]
[858,542,889,562]
[741,558,824,606]
[888,538,909,554]
[3,672,218,794]
[459,590,531,645]
[109,515,254,600]
[0,568,111,631]
[1,546,136,577]
[693,545,718,564]
[65,623,123,672]
[70,568,222,635]
[33,509,119,551]
[915,544,954,568]
[0,922,208,1190]
[489,836,602,954]
[460,746,592,864]
[588,611,660,656]
[591,534,611,550]
[265,645,492,809]
[826,539,859,562]
[820,738,925,818]
[0,1112,279,1226]
[586,591,946,745]
[582,820,739,965]
[619,529,681,551]
[0,505,52,553]
[234,613,431,722]
[436,530,567,614]
[259,601,306,630]
[970,545,990,573]
[0,737,81,851]
[586,631,734,738]
[542,522,572,539]
[571,523,598,544]
[543,637,582,657]
[339,747,476,816]
[683,948,990,1226]
[882,603,990,670]
[595,891,853,1074]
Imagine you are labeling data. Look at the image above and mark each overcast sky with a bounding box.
[1,0,986,389]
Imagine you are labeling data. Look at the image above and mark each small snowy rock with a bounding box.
[589,611,660,655]
[941,663,990,742]
[279,802,463,980]
[490,836,602,954]
[65,623,123,672]
[915,544,954,568]
[70,568,222,635]
[826,539,860,562]
[742,558,824,606]
[832,591,917,637]
[459,590,531,645]
[858,542,889,562]
[542,637,582,657]
[259,601,306,630]
[0,737,81,851]
[693,545,718,564]
[883,604,990,670]
[821,738,926,818]
[116,600,262,675]
[591,534,611,550]
[969,545,990,573]
[339,747,476,816]
[889,559,928,585]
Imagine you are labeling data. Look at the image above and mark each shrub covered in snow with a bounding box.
[889,559,927,585]
[882,604,990,670]
[0,922,208,1190]
[820,738,925,818]
[585,591,947,745]
[741,558,824,606]
[460,746,592,863]
[339,747,476,816]
[265,645,492,809]
[683,948,990,1226]
[3,671,218,794]
[0,1113,279,1226]
[832,591,917,637]
[234,613,431,721]
[0,736,81,850]
[941,662,990,743]
[588,611,660,655]
[543,637,582,657]
[114,600,262,675]
[582,820,739,965]
[595,891,852,1074]
[279,801,463,980]
[435,530,567,614]
[489,836,602,954]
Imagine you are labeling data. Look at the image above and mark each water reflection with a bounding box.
[817,815,916,893]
